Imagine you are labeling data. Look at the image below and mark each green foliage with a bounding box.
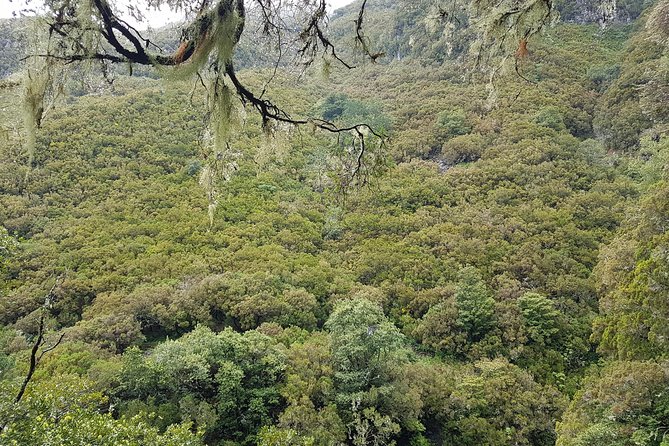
[436,108,472,140]
[0,326,18,378]
[440,133,486,165]
[556,361,669,446]
[587,64,621,93]
[593,18,669,150]
[535,107,567,132]
[455,267,496,343]
[327,0,471,64]
[444,358,567,446]
[518,292,560,345]
[270,299,423,445]
[0,3,667,444]
[325,298,409,405]
[318,94,391,131]
[593,138,669,360]
[555,0,653,23]
[115,326,286,445]
[0,226,16,281]
[0,375,202,445]
[257,426,317,446]
[274,332,347,445]
[413,298,461,355]
[320,94,346,122]
[0,18,29,78]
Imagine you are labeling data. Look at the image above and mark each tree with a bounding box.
[593,139,669,360]
[324,298,408,404]
[455,266,496,343]
[115,325,286,444]
[0,374,203,445]
[556,361,669,446]
[274,333,347,446]
[518,292,560,345]
[437,108,472,140]
[324,298,420,444]
[13,0,563,171]
[11,279,66,404]
[447,358,566,446]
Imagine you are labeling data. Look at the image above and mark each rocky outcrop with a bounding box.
[556,0,655,25]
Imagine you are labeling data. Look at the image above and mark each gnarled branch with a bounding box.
[14,280,64,404]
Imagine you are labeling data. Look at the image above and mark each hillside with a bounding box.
[2,1,669,445]
[0,18,28,78]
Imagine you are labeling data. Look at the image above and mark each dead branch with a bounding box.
[14,280,64,404]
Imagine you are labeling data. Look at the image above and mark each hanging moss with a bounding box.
[162,1,243,82]
[157,1,246,227]
[22,69,44,168]
[210,80,234,149]
[76,0,97,51]
[198,162,218,228]
[21,18,67,177]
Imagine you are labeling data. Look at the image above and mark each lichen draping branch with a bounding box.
[29,0,389,134]
[18,0,567,221]
[354,0,385,63]
[24,0,561,142]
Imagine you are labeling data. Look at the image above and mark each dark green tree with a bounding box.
[455,267,496,343]
[518,292,560,345]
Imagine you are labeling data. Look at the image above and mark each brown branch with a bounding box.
[33,0,384,168]
[37,333,66,363]
[14,313,44,404]
[514,56,537,85]
[14,281,63,404]
[22,53,128,64]
[354,0,385,62]
[224,59,384,186]
[298,0,355,69]
[226,62,384,137]
[91,0,150,64]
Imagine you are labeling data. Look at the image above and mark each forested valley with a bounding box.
[1,0,669,445]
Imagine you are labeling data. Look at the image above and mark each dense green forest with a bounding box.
[1,0,669,445]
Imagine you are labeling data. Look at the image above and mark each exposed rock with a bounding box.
[556,0,655,26]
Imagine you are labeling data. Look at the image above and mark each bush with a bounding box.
[535,107,567,132]
[436,108,472,140]
[440,134,485,165]
[587,64,621,93]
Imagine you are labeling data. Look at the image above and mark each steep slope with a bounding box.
[1,2,668,445]
[0,18,28,78]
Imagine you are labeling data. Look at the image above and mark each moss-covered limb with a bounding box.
[470,0,557,70]
[21,19,67,178]
[22,0,570,154]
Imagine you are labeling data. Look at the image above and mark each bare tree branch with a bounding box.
[354,0,385,62]
[37,333,66,363]
[14,280,64,404]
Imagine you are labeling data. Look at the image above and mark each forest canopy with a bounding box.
[2,0,669,445]
[17,0,561,156]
